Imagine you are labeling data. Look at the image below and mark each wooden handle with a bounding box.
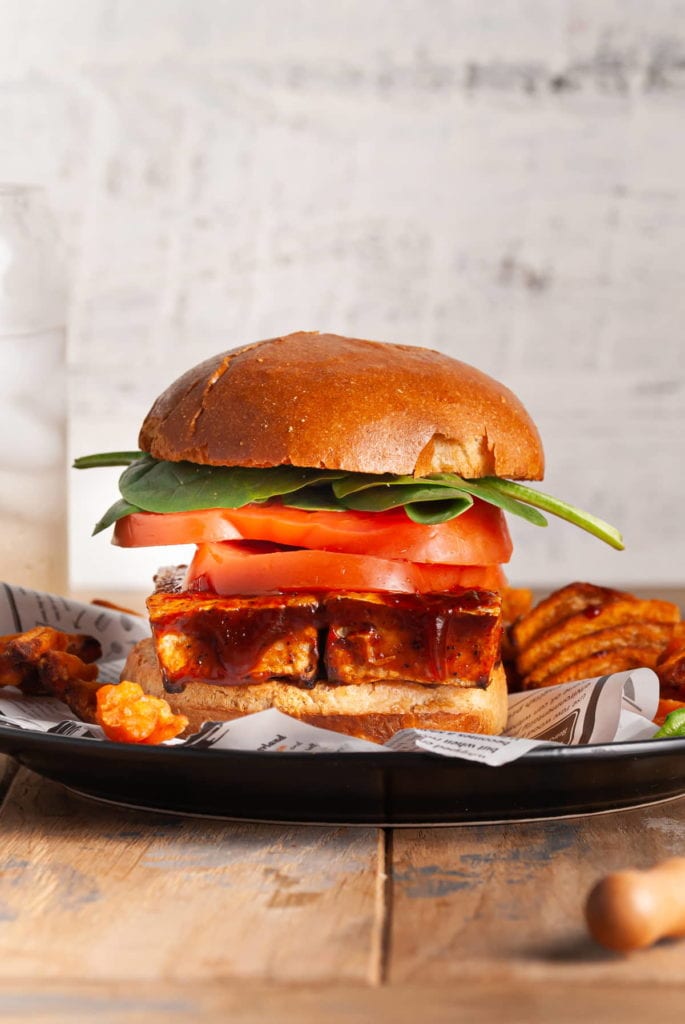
[585,857,685,951]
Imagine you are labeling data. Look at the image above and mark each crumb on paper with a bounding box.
[96,680,189,744]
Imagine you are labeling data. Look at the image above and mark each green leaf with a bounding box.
[484,479,625,550]
[404,496,474,524]
[442,477,549,527]
[282,487,349,512]
[340,483,475,513]
[93,498,141,535]
[73,451,142,469]
[119,456,347,513]
[333,473,406,498]
[332,473,470,499]
[80,450,624,551]
[332,472,546,526]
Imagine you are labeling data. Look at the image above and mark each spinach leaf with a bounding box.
[404,496,474,523]
[483,478,624,550]
[119,456,346,513]
[433,476,548,527]
[76,450,625,549]
[332,473,405,497]
[74,451,142,469]
[340,482,475,513]
[333,473,466,498]
[282,487,349,512]
[93,498,142,535]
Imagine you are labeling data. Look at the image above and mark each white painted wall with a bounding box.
[0,0,683,589]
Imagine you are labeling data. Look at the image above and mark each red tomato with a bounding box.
[114,499,511,566]
[185,541,506,596]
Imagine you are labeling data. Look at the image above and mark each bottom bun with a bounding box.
[123,638,508,743]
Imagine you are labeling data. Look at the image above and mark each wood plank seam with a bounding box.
[0,758,20,808]
[369,828,394,986]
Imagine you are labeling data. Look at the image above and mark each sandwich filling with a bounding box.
[149,566,502,694]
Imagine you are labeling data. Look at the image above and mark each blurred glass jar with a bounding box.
[0,185,67,593]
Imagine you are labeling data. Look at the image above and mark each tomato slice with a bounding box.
[186,541,506,596]
[114,499,512,566]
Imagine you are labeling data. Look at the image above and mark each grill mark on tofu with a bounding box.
[325,591,501,687]
[148,592,320,690]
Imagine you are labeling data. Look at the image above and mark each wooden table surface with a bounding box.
[3,589,684,1023]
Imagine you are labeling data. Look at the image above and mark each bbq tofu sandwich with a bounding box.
[77,331,623,741]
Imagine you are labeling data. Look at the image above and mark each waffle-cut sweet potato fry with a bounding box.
[656,623,685,699]
[37,649,99,691]
[61,677,102,724]
[502,587,534,626]
[0,634,26,688]
[516,598,680,677]
[509,582,683,693]
[500,589,533,691]
[0,627,185,742]
[7,626,101,665]
[510,583,634,651]
[0,628,103,717]
[660,622,685,655]
[530,646,665,689]
[524,623,676,688]
[0,628,101,694]
[96,680,189,745]
[654,698,685,727]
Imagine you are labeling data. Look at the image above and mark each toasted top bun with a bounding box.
[140,331,544,479]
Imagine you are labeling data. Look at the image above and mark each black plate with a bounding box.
[1,726,685,824]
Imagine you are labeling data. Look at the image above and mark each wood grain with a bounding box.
[0,769,381,984]
[389,795,685,984]
[0,979,682,1024]
[0,765,684,1020]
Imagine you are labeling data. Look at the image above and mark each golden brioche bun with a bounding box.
[139,331,543,480]
[123,638,508,743]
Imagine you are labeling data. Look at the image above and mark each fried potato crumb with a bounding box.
[96,680,189,744]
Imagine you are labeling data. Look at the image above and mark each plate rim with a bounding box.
[0,722,684,765]
[63,785,685,827]
[4,721,685,824]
